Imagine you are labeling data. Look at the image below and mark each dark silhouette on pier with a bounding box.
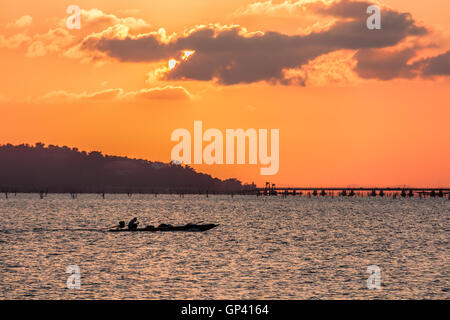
[250,182,450,198]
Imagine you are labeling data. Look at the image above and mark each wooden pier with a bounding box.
[241,182,450,198]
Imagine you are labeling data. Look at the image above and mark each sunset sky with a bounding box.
[1,0,449,187]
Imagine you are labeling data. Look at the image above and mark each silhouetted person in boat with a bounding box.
[128,217,139,230]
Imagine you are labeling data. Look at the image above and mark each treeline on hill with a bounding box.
[0,143,244,193]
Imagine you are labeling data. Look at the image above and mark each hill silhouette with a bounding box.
[0,143,243,193]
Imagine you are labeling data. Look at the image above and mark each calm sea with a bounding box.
[0,194,449,299]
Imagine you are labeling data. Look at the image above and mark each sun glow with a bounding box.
[168,58,178,70]
[182,50,195,61]
[167,51,195,71]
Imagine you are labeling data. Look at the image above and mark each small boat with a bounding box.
[108,223,219,233]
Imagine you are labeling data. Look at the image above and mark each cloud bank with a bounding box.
[74,0,441,85]
[2,1,448,88]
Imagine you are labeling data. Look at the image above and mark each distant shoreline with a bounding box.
[1,187,449,199]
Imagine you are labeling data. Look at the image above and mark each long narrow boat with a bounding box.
[108,223,219,233]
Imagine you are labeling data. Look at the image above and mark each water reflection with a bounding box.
[0,194,448,299]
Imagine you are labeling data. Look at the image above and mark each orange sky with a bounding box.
[1,0,449,187]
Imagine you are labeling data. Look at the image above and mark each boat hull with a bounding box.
[108,224,218,233]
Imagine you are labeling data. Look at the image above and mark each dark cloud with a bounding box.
[82,35,173,62]
[354,48,418,80]
[420,50,450,77]
[79,0,432,85]
[167,29,329,84]
[310,10,426,49]
[353,48,450,80]
[309,1,426,49]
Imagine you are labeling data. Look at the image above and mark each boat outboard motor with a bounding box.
[118,221,125,229]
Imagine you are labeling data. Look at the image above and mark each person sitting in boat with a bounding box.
[128,217,139,230]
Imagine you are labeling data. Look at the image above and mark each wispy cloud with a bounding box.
[26,28,74,57]
[233,0,327,17]
[0,33,30,49]
[122,86,192,100]
[38,86,191,103]
[58,8,151,33]
[1,9,152,58]
[6,15,33,29]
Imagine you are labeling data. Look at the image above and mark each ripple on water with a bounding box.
[0,194,449,299]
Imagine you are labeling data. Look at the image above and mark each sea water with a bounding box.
[0,194,448,299]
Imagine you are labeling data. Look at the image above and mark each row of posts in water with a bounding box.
[257,182,449,198]
[1,189,449,199]
[270,189,448,198]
